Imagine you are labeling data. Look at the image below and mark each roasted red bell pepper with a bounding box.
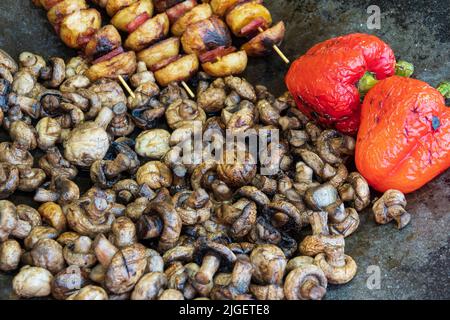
[285,33,396,135]
[355,76,450,194]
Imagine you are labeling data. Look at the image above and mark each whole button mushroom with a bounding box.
[216,198,257,239]
[284,257,327,300]
[159,289,184,300]
[63,107,114,167]
[217,149,257,188]
[338,172,371,211]
[93,234,148,294]
[30,238,65,274]
[249,284,284,300]
[165,99,206,129]
[135,129,171,159]
[193,241,237,292]
[109,216,137,248]
[313,235,357,285]
[173,189,213,226]
[136,161,173,189]
[372,189,411,229]
[38,202,67,232]
[0,163,20,199]
[0,239,22,271]
[0,200,18,241]
[24,226,59,250]
[52,266,90,300]
[66,285,109,300]
[131,272,167,300]
[250,244,286,285]
[63,236,97,268]
[316,129,355,165]
[13,266,53,298]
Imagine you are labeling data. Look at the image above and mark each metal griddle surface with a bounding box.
[0,0,449,300]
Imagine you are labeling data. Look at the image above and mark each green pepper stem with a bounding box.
[437,81,450,98]
[395,60,414,78]
[358,72,378,96]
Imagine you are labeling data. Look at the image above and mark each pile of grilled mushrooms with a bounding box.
[0,49,410,300]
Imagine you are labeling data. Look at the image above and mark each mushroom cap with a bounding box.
[51,266,90,300]
[0,239,21,271]
[66,285,109,300]
[217,150,257,188]
[158,289,184,300]
[284,264,327,300]
[135,129,171,159]
[249,284,284,300]
[131,272,167,300]
[250,244,286,285]
[314,253,357,285]
[136,161,173,189]
[304,183,339,211]
[13,266,53,298]
[105,243,148,294]
[30,238,65,274]
[63,122,110,167]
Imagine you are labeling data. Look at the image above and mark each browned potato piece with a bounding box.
[85,25,122,58]
[210,0,240,17]
[47,0,87,27]
[181,16,232,55]
[171,3,212,37]
[137,37,180,70]
[226,2,272,36]
[111,0,154,32]
[241,21,285,57]
[154,54,199,87]
[202,50,247,77]
[125,13,170,52]
[59,9,101,49]
[39,0,64,11]
[106,0,138,17]
[85,51,137,81]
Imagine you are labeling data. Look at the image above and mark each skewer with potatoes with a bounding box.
[206,0,288,62]
[91,0,248,86]
[33,0,137,81]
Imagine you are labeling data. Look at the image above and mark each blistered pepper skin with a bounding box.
[356,76,450,194]
[285,33,396,135]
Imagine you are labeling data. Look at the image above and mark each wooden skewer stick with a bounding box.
[118,75,136,99]
[258,27,290,64]
[181,81,195,98]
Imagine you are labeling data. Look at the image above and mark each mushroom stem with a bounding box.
[93,234,118,268]
[195,254,220,285]
[94,107,114,129]
[300,279,326,300]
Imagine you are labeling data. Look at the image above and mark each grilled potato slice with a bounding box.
[241,21,285,56]
[137,37,180,70]
[226,2,272,36]
[85,51,137,81]
[171,3,212,37]
[47,0,88,27]
[210,0,239,16]
[84,25,122,58]
[106,0,138,17]
[59,9,101,49]
[111,0,154,32]
[181,16,232,55]
[39,0,64,10]
[154,54,199,86]
[202,51,247,77]
[125,13,170,52]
